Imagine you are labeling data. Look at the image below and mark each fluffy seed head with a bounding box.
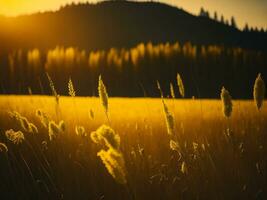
[220,87,233,118]
[9,111,38,134]
[20,117,31,131]
[75,126,86,137]
[36,109,50,128]
[5,129,25,145]
[0,143,8,153]
[29,123,38,134]
[48,121,65,141]
[90,125,120,150]
[253,73,265,110]
[97,148,127,185]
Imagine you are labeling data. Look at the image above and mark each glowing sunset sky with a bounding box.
[0,0,266,29]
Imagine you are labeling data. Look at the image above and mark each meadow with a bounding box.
[0,93,266,199]
[1,1,266,199]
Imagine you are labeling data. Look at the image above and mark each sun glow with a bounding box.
[0,0,91,16]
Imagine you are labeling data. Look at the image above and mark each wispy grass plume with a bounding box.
[91,125,127,185]
[91,125,120,150]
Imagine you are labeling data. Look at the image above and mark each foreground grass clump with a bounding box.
[0,96,267,200]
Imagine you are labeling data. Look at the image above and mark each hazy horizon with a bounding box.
[0,0,266,29]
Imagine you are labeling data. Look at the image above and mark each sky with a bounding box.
[0,0,266,29]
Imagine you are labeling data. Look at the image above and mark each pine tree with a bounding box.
[231,16,237,28]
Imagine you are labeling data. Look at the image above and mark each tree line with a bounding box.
[0,41,266,98]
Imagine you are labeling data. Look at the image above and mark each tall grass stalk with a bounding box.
[46,72,59,104]
[46,72,60,119]
[157,81,175,136]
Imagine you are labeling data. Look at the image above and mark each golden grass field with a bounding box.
[0,96,267,199]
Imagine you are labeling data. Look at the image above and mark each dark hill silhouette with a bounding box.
[0,0,266,52]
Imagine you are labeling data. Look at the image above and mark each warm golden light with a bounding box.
[0,0,90,16]
[0,0,266,29]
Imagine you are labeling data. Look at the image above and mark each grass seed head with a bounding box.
[98,75,109,115]
[170,83,175,99]
[29,123,38,134]
[5,129,25,145]
[253,73,265,110]
[36,109,50,128]
[90,125,120,150]
[220,87,233,118]
[68,78,76,97]
[48,121,64,141]
[177,73,185,98]
[75,126,86,137]
[0,142,8,153]
[97,148,127,185]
